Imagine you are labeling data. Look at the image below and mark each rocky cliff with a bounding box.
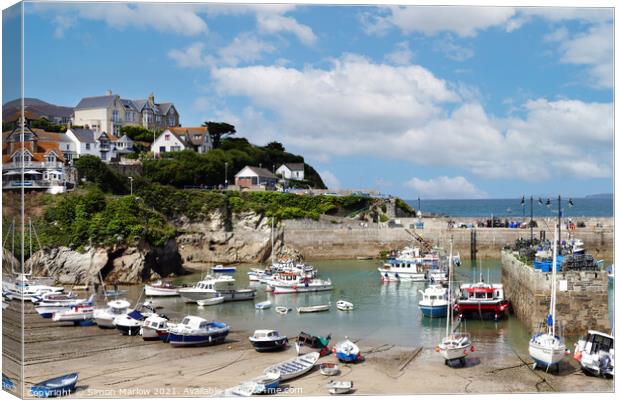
[25,239,185,284]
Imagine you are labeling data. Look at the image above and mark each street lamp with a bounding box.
[128,176,134,196]
[224,162,229,188]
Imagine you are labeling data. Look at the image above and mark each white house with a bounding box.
[276,163,305,180]
[65,128,128,163]
[152,127,212,156]
[234,166,278,190]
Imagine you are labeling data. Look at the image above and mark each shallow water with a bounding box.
[119,259,577,354]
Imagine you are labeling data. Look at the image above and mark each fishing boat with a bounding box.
[144,281,180,297]
[142,314,174,341]
[249,370,281,394]
[275,306,290,315]
[336,300,354,311]
[5,274,64,302]
[297,304,330,313]
[418,284,449,318]
[179,276,255,303]
[212,264,237,274]
[114,309,150,336]
[378,247,426,282]
[93,299,132,328]
[168,316,230,346]
[249,330,288,352]
[255,300,272,310]
[269,273,333,294]
[197,296,224,306]
[35,293,94,319]
[334,338,361,363]
[320,363,340,376]
[263,351,320,382]
[30,372,78,398]
[528,225,570,372]
[326,380,353,395]
[52,304,95,325]
[437,239,473,366]
[297,332,332,350]
[574,330,614,377]
[455,278,510,320]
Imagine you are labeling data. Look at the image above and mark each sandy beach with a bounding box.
[2,301,613,398]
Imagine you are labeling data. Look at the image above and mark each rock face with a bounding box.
[25,239,185,284]
[177,211,285,264]
[2,248,19,276]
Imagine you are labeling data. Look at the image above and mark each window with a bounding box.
[112,110,120,123]
[101,153,107,160]
[171,146,181,152]
[46,155,55,162]
[86,143,91,150]
[165,134,170,141]
[159,146,166,153]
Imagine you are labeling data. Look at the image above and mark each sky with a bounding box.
[4,1,615,199]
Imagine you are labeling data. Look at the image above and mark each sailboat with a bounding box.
[528,225,569,372]
[436,238,473,366]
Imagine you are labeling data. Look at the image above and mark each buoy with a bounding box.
[463,349,468,355]
[434,346,440,352]
[574,351,582,361]
[470,345,475,352]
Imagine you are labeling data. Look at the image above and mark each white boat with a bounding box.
[334,338,360,363]
[320,363,340,376]
[297,304,330,313]
[574,330,614,377]
[263,351,320,381]
[326,380,353,395]
[249,330,288,352]
[437,239,473,365]
[336,300,354,311]
[255,301,272,310]
[52,304,94,324]
[418,285,449,318]
[270,273,333,294]
[212,265,237,274]
[141,314,175,341]
[197,296,224,306]
[528,225,569,372]
[378,247,426,282]
[248,370,281,395]
[5,274,64,302]
[168,316,230,346]
[144,281,180,297]
[275,306,290,315]
[34,293,94,319]
[179,276,255,303]
[93,299,132,328]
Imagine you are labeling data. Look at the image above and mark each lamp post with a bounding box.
[128,176,133,196]
[224,162,228,188]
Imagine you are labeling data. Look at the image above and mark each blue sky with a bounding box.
[7,2,615,199]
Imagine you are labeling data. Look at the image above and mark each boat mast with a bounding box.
[270,217,275,266]
[550,224,558,337]
[445,237,453,338]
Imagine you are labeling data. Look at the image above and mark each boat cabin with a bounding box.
[384,259,423,270]
[582,331,614,354]
[179,315,208,329]
[107,300,131,314]
[422,286,447,301]
[252,330,282,339]
[460,283,503,300]
[145,316,168,330]
[195,278,235,291]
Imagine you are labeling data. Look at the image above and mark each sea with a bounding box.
[124,259,613,354]
[405,197,613,218]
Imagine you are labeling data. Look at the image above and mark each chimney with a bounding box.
[106,89,112,96]
[148,92,155,104]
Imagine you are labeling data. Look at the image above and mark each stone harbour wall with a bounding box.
[501,250,610,336]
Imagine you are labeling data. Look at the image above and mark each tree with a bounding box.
[120,125,157,143]
[74,155,128,194]
[202,121,236,149]
[265,141,285,152]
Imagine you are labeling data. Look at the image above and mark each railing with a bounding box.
[2,179,66,189]
[2,161,65,170]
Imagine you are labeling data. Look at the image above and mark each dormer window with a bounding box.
[164,134,170,141]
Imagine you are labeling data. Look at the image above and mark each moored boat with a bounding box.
[336,300,354,311]
[574,330,614,377]
[334,338,361,363]
[269,272,332,294]
[212,264,237,274]
[255,300,272,310]
[30,372,78,398]
[326,380,353,395]
[168,316,230,346]
[114,309,149,336]
[249,330,288,352]
[197,296,224,306]
[418,285,449,318]
[297,304,330,313]
[93,299,132,328]
[52,304,95,325]
[144,280,180,297]
[263,351,320,382]
[455,279,510,320]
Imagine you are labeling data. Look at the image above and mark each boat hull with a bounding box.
[273,285,332,294]
[419,304,448,318]
[168,331,229,347]
[144,286,179,297]
[378,269,425,282]
[178,290,217,303]
[250,338,288,352]
[335,352,359,363]
[455,300,510,319]
[220,289,256,302]
[529,341,567,369]
[116,324,142,336]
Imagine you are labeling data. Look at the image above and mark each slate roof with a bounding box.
[69,128,97,143]
[75,95,116,110]
[237,166,277,179]
[280,163,305,172]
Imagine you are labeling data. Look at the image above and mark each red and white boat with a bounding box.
[266,272,332,294]
[455,278,510,319]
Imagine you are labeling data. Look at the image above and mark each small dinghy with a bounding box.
[263,351,320,382]
[335,338,361,363]
[30,372,78,398]
[52,304,95,326]
[297,304,330,313]
[93,299,132,328]
[326,380,353,395]
[249,330,288,352]
[212,265,237,274]
[248,370,281,394]
[197,296,224,306]
[144,280,180,297]
[320,363,340,376]
[275,306,290,315]
[297,332,332,349]
[336,300,354,311]
[255,301,272,310]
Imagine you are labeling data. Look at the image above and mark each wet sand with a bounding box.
[2,301,613,397]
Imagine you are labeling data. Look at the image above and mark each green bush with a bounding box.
[75,155,128,194]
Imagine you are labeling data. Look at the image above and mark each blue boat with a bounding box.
[212,265,237,274]
[418,285,449,318]
[335,338,361,363]
[30,372,78,398]
[2,374,15,391]
[168,316,230,347]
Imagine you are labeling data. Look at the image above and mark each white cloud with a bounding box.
[433,35,474,61]
[405,176,487,199]
[320,170,341,190]
[384,41,414,65]
[210,55,612,182]
[256,13,317,46]
[168,42,211,68]
[35,3,209,37]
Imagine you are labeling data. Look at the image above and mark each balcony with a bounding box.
[2,179,66,190]
[99,143,111,151]
[2,161,65,170]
